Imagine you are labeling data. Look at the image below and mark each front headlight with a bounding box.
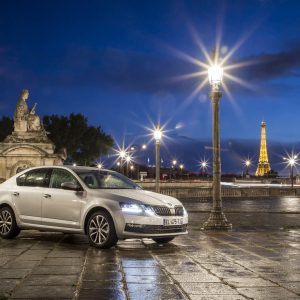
[119,203,143,214]
[119,202,156,216]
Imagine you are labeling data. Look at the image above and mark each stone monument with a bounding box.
[0,89,66,180]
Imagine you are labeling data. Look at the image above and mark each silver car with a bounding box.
[0,166,188,248]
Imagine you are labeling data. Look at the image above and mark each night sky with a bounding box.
[1,0,300,154]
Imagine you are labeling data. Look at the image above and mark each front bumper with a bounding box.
[120,214,188,239]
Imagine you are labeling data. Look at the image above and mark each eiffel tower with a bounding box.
[255,121,271,176]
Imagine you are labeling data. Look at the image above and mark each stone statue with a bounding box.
[14,89,29,132]
[13,89,44,133]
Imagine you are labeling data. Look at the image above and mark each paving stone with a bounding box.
[3,260,40,269]
[32,265,81,275]
[84,263,120,272]
[125,274,172,283]
[180,283,238,295]
[127,283,186,300]
[189,295,247,300]
[0,269,31,279]
[23,275,78,286]
[121,259,158,268]
[83,270,123,281]
[78,288,126,300]
[0,279,21,293]
[81,280,123,289]
[173,273,221,283]
[123,267,165,276]
[224,277,277,287]
[237,286,299,299]
[41,257,84,266]
[47,250,85,258]
[278,281,300,294]
[12,285,75,299]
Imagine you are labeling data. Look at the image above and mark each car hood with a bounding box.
[92,189,183,207]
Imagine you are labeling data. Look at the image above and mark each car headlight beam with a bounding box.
[119,203,143,214]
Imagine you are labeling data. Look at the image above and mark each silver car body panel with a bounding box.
[0,166,188,240]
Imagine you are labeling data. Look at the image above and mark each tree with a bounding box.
[43,113,114,165]
[0,116,14,141]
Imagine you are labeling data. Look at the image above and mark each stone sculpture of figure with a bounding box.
[14,89,43,132]
[14,89,30,132]
[28,103,43,131]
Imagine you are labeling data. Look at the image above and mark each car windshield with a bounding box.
[73,169,141,190]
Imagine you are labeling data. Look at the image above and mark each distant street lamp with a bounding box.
[200,160,208,177]
[284,154,298,188]
[153,125,162,193]
[119,150,126,174]
[179,164,184,180]
[97,163,103,169]
[203,56,232,230]
[244,159,251,176]
[125,155,131,177]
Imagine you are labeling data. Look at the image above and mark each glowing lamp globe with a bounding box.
[119,150,126,158]
[153,128,162,142]
[208,65,223,86]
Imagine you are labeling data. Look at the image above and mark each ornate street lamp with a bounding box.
[284,154,298,188]
[153,125,162,193]
[203,59,232,230]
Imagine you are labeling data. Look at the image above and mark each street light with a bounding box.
[244,159,251,176]
[97,163,103,169]
[153,125,162,193]
[118,150,127,174]
[203,56,232,230]
[283,154,298,188]
[179,164,184,180]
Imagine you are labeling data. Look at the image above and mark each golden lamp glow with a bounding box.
[97,163,103,169]
[179,164,184,169]
[125,156,131,163]
[153,127,162,142]
[245,160,251,167]
[208,64,223,87]
[119,150,126,158]
[172,160,177,165]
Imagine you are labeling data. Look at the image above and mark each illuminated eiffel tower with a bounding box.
[255,121,271,176]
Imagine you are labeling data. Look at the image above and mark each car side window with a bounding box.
[50,169,80,189]
[18,169,51,187]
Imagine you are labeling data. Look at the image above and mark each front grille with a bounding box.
[125,223,188,234]
[152,206,172,216]
[174,206,184,216]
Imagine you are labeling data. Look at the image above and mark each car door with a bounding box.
[13,168,51,225]
[41,168,84,229]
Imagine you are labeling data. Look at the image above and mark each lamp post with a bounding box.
[153,125,162,193]
[203,60,232,230]
[179,164,184,180]
[245,160,251,177]
[119,150,126,175]
[284,155,298,188]
[125,155,131,177]
[201,161,207,178]
[172,160,177,179]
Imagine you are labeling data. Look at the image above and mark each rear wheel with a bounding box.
[152,237,175,244]
[87,210,118,249]
[0,206,21,239]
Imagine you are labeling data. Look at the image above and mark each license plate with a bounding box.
[163,218,183,226]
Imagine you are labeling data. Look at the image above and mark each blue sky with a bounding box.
[1,0,300,145]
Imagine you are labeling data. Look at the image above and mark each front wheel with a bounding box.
[152,237,175,244]
[0,206,21,239]
[87,210,118,249]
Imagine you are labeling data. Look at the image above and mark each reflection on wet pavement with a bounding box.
[0,198,300,299]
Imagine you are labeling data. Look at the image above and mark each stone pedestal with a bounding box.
[0,125,64,181]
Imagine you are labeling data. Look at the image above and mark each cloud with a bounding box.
[1,42,300,96]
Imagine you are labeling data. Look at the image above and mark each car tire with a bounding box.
[152,237,175,244]
[0,206,21,239]
[87,210,118,249]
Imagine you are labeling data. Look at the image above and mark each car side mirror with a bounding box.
[61,182,82,191]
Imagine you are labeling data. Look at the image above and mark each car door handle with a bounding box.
[13,192,19,196]
[43,194,51,198]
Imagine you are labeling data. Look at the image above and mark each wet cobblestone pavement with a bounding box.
[0,197,300,299]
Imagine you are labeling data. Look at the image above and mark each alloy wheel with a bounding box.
[88,215,110,246]
[0,209,12,235]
